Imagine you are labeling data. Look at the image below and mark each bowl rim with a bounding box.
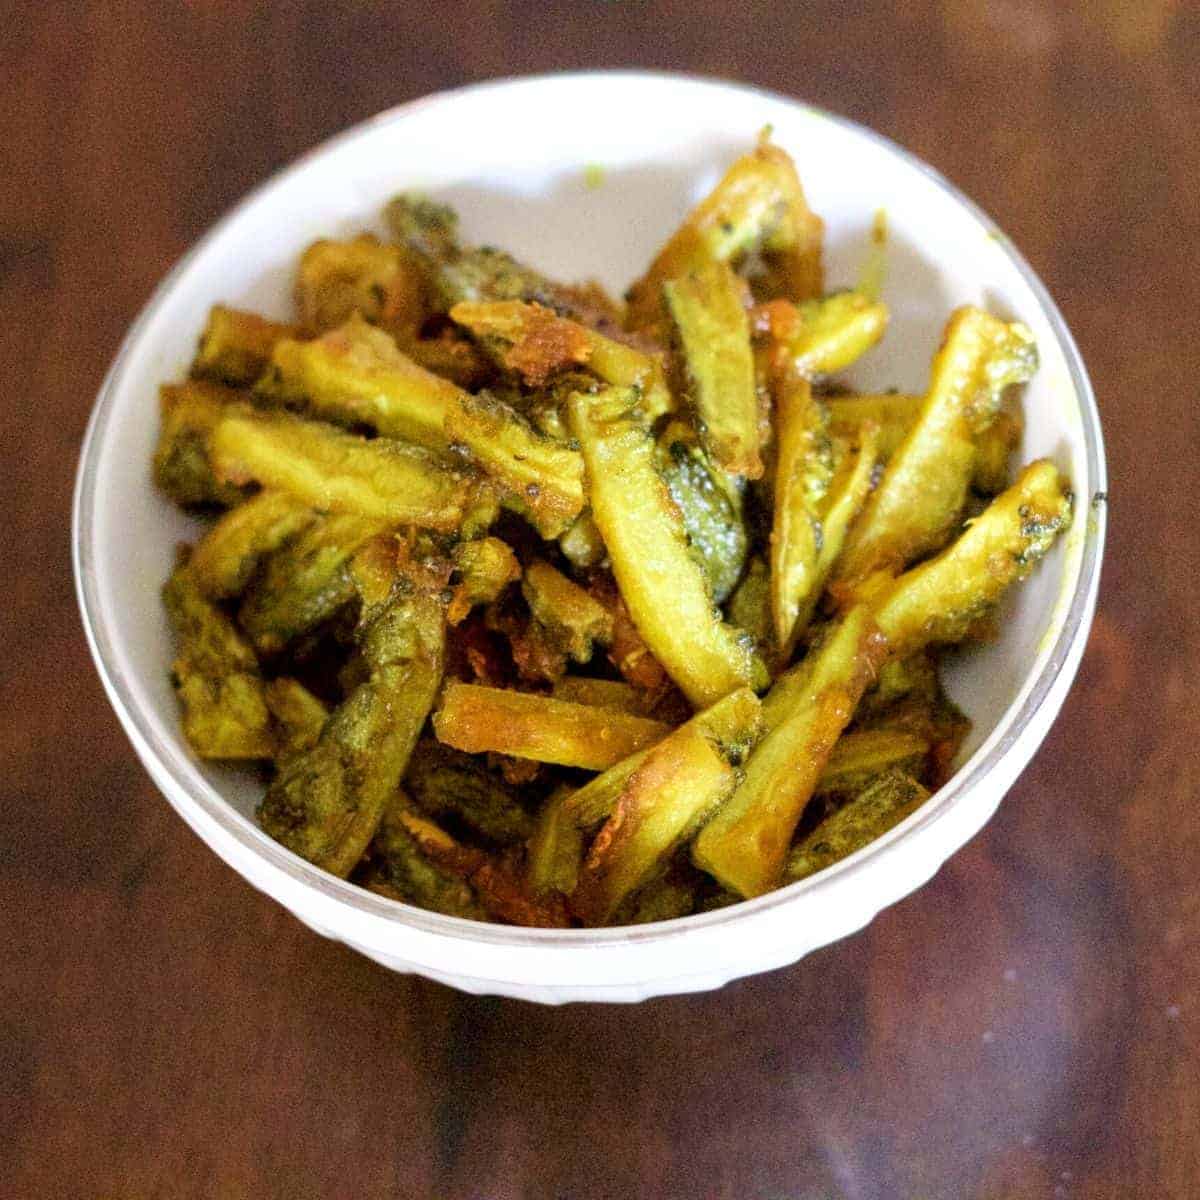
[73,68,1107,951]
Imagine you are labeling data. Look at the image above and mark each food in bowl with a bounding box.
[152,134,1071,929]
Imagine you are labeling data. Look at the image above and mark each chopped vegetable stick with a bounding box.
[692,606,887,897]
[208,404,471,531]
[527,787,585,897]
[446,389,586,538]
[551,676,646,714]
[448,536,520,625]
[238,513,390,655]
[726,555,774,662]
[264,678,330,757]
[568,390,764,708]
[621,873,699,924]
[765,292,889,380]
[163,564,273,760]
[193,305,297,386]
[873,459,1072,655]
[259,316,466,450]
[663,258,762,477]
[257,562,446,877]
[828,392,922,458]
[972,403,1024,495]
[785,769,930,883]
[572,722,737,924]
[626,140,824,329]
[153,381,248,508]
[836,307,1037,582]
[404,742,534,845]
[188,490,315,599]
[371,795,487,920]
[559,511,606,569]
[563,687,763,829]
[770,373,831,653]
[815,728,929,795]
[522,559,614,663]
[296,235,425,337]
[433,682,671,771]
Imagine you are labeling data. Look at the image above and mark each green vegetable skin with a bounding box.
[257,555,447,878]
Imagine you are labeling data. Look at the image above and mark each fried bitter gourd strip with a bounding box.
[568,389,764,708]
[447,536,520,625]
[257,542,447,877]
[296,235,426,337]
[551,676,646,714]
[433,683,670,771]
[769,372,832,654]
[815,728,930,796]
[192,305,297,387]
[153,381,248,508]
[692,606,887,897]
[208,403,471,530]
[626,139,824,330]
[760,291,889,380]
[836,307,1037,582]
[571,687,763,924]
[264,678,330,757]
[187,490,315,599]
[527,787,586,898]
[663,258,762,477]
[163,563,273,759]
[786,769,930,883]
[873,459,1072,655]
[238,512,391,655]
[522,559,614,664]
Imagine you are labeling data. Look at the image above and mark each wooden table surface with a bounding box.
[4,3,1198,1197]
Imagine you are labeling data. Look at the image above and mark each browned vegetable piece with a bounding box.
[815,727,930,796]
[692,606,887,897]
[296,235,426,337]
[527,787,585,897]
[448,537,521,625]
[153,381,249,508]
[522,559,614,664]
[550,676,647,714]
[193,304,297,386]
[626,139,824,331]
[432,682,671,771]
[264,677,330,757]
[757,292,889,380]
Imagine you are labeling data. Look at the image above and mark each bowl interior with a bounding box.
[80,74,1093,850]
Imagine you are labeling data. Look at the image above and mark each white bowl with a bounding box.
[73,71,1105,1004]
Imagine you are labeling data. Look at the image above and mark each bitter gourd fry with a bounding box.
[257,552,446,877]
[769,372,832,654]
[562,686,764,829]
[551,676,646,714]
[569,389,764,708]
[208,404,471,531]
[447,536,521,625]
[382,194,461,268]
[527,786,585,897]
[572,723,737,925]
[187,491,315,599]
[522,559,614,663]
[785,769,930,883]
[264,677,330,757]
[558,511,606,570]
[626,140,824,330]
[815,727,930,796]
[836,307,1038,583]
[619,870,700,925]
[296,235,425,337]
[433,682,671,771]
[153,381,249,508]
[404,741,535,846]
[371,794,487,920]
[656,427,749,606]
[192,305,297,387]
[663,258,762,478]
[971,402,1024,495]
[726,555,774,662]
[763,292,889,380]
[446,389,585,539]
[827,392,922,459]
[692,606,887,897]
[238,512,391,655]
[163,563,273,760]
[873,459,1072,655]
[257,315,465,451]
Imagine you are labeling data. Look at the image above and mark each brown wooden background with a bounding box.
[4,2,1198,1197]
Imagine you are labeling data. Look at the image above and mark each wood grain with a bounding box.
[3,2,1197,1196]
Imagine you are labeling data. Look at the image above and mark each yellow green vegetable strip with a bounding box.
[192,305,297,387]
[568,389,764,709]
[153,381,248,508]
[663,258,762,478]
[527,787,586,898]
[873,459,1072,655]
[772,292,889,380]
[836,306,1037,582]
[692,606,887,897]
[208,404,471,531]
[264,678,330,757]
[522,559,614,664]
[815,728,930,795]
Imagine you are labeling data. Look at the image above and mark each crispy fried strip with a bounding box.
[153,381,249,508]
[760,292,889,380]
[522,559,614,663]
[193,305,297,387]
[568,389,764,708]
[433,682,671,771]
